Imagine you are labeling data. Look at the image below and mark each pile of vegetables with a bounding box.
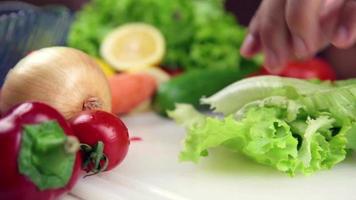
[169,75,356,175]
[67,0,341,116]
[68,0,249,70]
[0,47,130,199]
[67,0,269,115]
[68,0,348,115]
[6,0,338,119]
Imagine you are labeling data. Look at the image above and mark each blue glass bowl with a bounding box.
[0,1,71,85]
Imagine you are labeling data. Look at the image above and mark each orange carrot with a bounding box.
[108,73,157,114]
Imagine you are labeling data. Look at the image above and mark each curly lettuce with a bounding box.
[169,76,356,175]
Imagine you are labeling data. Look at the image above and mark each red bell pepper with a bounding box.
[0,102,81,200]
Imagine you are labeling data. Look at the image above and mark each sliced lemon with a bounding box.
[100,23,166,71]
[93,58,116,77]
[128,66,170,84]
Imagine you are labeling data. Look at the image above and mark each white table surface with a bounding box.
[63,112,356,200]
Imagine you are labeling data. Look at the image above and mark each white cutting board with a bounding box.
[66,112,356,200]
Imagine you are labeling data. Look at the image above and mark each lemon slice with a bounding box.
[128,66,170,84]
[93,58,116,77]
[100,23,166,71]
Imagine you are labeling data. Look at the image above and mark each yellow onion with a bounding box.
[0,47,112,119]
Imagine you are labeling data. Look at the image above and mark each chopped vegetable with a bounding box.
[70,110,130,174]
[68,0,256,71]
[169,76,356,175]
[0,102,81,199]
[109,73,157,114]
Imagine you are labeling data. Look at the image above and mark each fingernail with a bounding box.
[293,36,309,59]
[333,25,349,46]
[264,49,281,73]
[240,34,255,57]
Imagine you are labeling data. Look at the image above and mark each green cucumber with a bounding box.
[153,65,258,115]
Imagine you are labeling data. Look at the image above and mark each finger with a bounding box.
[240,34,262,58]
[286,0,324,58]
[320,0,346,18]
[331,1,356,48]
[240,15,262,58]
[257,0,291,72]
[320,0,346,41]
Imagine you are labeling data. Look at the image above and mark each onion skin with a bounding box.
[0,47,112,119]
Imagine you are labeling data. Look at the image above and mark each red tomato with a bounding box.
[256,58,337,80]
[70,110,130,173]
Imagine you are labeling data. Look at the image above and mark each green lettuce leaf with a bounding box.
[170,76,356,176]
[301,84,356,122]
[170,102,348,175]
[201,76,331,115]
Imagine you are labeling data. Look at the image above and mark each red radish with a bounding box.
[70,110,130,173]
[109,73,157,114]
[0,102,81,200]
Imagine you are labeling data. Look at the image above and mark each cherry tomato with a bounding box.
[70,110,130,173]
[256,58,337,80]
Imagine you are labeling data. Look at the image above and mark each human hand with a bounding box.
[240,0,356,73]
